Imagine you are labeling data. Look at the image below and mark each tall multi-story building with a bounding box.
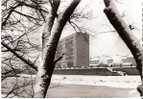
[55,32,89,68]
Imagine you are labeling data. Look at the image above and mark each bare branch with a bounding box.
[2,3,21,27]
[1,42,38,71]
[13,10,43,21]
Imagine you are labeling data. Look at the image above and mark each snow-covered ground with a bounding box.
[18,74,141,89]
[3,74,141,97]
[17,74,141,88]
[51,75,141,89]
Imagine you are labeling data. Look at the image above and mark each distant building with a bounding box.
[106,58,114,65]
[121,57,136,66]
[90,57,113,67]
[90,58,100,66]
[55,32,89,68]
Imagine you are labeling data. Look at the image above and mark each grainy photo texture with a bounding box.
[1,0,143,98]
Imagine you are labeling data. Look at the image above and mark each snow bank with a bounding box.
[51,75,141,88]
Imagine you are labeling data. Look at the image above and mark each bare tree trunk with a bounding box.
[34,0,81,97]
[42,0,60,50]
[103,0,143,96]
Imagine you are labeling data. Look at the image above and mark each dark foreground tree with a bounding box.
[34,0,81,97]
[103,0,143,96]
[1,0,48,73]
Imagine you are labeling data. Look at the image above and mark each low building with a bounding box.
[90,57,114,67]
[90,58,100,66]
[121,57,136,66]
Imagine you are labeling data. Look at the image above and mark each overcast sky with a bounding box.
[61,0,142,61]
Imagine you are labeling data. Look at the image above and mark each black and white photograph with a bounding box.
[1,0,143,98]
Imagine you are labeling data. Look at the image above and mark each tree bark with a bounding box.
[42,0,60,51]
[103,0,143,96]
[34,0,81,97]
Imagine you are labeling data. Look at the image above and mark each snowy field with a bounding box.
[2,74,142,97]
[18,74,141,89]
[51,75,141,88]
[47,75,141,97]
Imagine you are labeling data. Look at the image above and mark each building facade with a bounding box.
[55,32,89,68]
